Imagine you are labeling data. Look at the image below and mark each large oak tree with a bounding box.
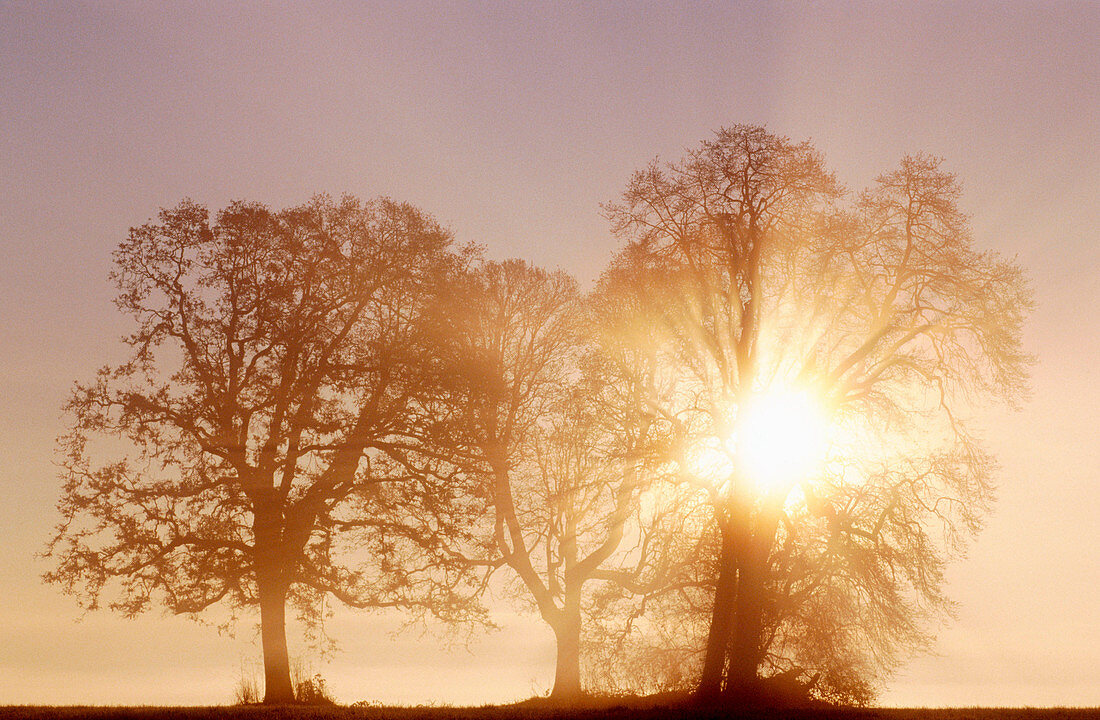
[603,126,1032,703]
[45,196,482,703]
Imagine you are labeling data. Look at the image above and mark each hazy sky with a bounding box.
[2,0,1098,707]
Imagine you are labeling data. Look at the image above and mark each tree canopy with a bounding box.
[45,195,484,703]
[600,126,1032,703]
[46,126,1032,707]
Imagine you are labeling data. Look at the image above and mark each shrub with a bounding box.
[233,660,262,705]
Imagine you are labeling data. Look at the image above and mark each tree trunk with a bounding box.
[258,571,295,704]
[254,502,295,705]
[725,563,761,699]
[725,509,781,701]
[696,514,737,700]
[549,593,583,703]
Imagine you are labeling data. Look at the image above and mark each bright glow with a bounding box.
[686,436,736,487]
[736,390,829,492]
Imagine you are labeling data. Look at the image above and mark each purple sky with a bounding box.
[2,0,1098,706]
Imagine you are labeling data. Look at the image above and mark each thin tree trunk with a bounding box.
[696,516,737,700]
[550,594,583,703]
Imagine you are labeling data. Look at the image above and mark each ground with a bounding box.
[1,706,1099,720]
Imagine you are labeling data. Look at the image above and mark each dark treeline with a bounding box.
[44,126,1031,706]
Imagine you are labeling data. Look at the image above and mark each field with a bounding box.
[1,706,1098,720]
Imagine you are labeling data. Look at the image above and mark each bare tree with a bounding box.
[604,127,1032,703]
[44,196,482,703]
[430,259,665,702]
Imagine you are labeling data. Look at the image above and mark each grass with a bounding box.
[1,706,1098,720]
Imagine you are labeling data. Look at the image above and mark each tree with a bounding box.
[45,195,482,703]
[430,259,664,701]
[603,126,1032,703]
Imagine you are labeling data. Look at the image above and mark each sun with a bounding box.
[736,389,829,493]
[682,389,831,497]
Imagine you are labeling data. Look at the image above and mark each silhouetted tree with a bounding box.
[45,196,483,703]
[577,265,718,698]
[431,259,665,702]
[603,126,1032,703]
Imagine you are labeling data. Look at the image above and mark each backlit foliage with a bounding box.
[45,126,1031,707]
[597,126,1032,703]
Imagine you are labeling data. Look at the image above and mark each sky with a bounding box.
[1,0,1098,707]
